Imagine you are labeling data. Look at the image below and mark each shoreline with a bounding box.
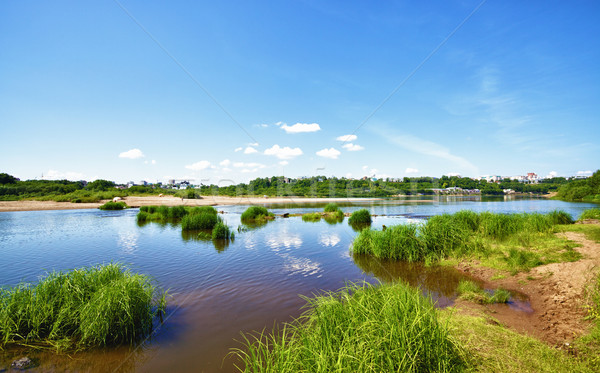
[0,196,437,212]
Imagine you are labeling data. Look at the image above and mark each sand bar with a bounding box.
[0,196,437,212]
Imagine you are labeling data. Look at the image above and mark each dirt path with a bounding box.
[455,225,600,346]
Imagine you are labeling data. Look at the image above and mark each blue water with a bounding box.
[0,198,596,371]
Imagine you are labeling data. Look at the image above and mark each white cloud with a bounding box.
[249,142,259,147]
[362,165,369,171]
[370,168,378,175]
[342,143,364,151]
[119,148,144,159]
[43,169,85,181]
[336,134,357,142]
[405,168,419,174]
[220,159,231,167]
[222,167,232,172]
[151,160,156,165]
[275,121,285,126]
[316,148,341,159]
[281,122,321,134]
[264,144,303,159]
[144,159,157,165]
[546,171,558,178]
[244,146,258,154]
[279,161,289,166]
[234,147,243,152]
[577,170,592,176]
[185,161,212,171]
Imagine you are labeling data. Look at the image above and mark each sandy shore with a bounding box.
[0,195,436,212]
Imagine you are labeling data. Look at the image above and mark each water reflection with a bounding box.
[323,216,344,225]
[319,232,341,247]
[352,253,467,306]
[349,222,371,232]
[117,230,139,255]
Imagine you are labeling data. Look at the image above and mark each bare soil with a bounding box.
[455,224,600,347]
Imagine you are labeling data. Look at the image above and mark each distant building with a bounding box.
[526,172,539,183]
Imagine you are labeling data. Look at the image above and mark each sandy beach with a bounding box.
[0,195,437,212]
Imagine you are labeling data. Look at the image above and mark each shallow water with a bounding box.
[0,197,596,371]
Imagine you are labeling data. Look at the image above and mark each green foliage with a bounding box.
[0,264,166,348]
[212,222,234,240]
[232,282,464,372]
[168,205,188,219]
[240,206,274,222]
[98,201,128,210]
[190,206,217,215]
[85,179,115,191]
[353,225,424,261]
[348,208,371,225]
[0,173,18,184]
[301,212,321,222]
[580,208,600,221]
[547,210,574,225]
[557,170,600,201]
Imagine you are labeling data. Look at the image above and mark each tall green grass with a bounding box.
[352,210,575,269]
[181,211,220,230]
[232,282,464,372]
[0,264,166,349]
[579,208,600,221]
[348,208,371,225]
[323,203,339,212]
[241,206,274,222]
[212,221,234,239]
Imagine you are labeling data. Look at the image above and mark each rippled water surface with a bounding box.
[0,197,596,371]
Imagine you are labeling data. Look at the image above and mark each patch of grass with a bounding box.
[557,224,600,243]
[241,206,275,222]
[348,208,371,225]
[181,212,220,230]
[548,210,575,225]
[443,310,591,372]
[301,212,321,222]
[232,282,464,372]
[455,280,509,304]
[0,264,166,349]
[352,224,424,261]
[98,201,128,210]
[323,203,339,212]
[579,208,600,221]
[212,221,234,240]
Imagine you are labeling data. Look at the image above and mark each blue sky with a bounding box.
[1,1,598,184]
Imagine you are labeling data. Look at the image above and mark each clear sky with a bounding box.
[1,1,599,184]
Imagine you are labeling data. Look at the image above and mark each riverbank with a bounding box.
[452,222,600,347]
[0,195,442,212]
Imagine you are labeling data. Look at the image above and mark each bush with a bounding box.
[98,201,127,210]
[212,222,234,239]
[233,282,464,372]
[181,212,220,230]
[0,264,166,348]
[348,209,371,225]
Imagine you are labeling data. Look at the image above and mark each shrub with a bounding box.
[181,212,220,230]
[98,201,127,210]
[348,209,371,225]
[233,282,464,372]
[212,222,234,239]
[0,264,166,348]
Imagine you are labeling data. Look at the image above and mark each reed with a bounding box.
[352,224,423,261]
[232,282,464,372]
[212,221,234,239]
[181,212,220,230]
[240,206,274,222]
[0,263,166,349]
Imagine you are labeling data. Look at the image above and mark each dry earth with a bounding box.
[455,224,600,347]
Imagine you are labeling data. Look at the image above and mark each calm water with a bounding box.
[0,197,596,371]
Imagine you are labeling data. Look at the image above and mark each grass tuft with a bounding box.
[348,209,371,225]
[0,263,166,349]
[231,281,464,372]
[579,208,600,221]
[212,221,235,240]
[181,211,220,230]
[240,206,274,222]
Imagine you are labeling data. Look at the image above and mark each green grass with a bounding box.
[323,203,339,212]
[348,208,371,225]
[240,206,274,222]
[456,280,510,304]
[579,208,600,221]
[98,201,128,210]
[352,210,580,274]
[301,212,322,222]
[232,282,464,372]
[181,211,220,230]
[0,263,166,349]
[212,221,235,240]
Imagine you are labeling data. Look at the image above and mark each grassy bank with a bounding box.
[0,264,166,349]
[352,210,579,274]
[232,281,464,372]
